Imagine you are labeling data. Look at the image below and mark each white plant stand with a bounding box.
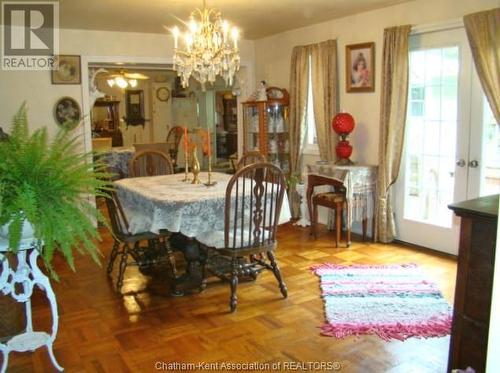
[0,238,63,372]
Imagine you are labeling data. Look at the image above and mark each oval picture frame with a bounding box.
[54,97,81,130]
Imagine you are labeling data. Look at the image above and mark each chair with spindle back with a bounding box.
[128,149,174,177]
[236,151,266,170]
[196,162,288,312]
[166,126,185,167]
[105,191,176,291]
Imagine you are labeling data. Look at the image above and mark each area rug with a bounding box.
[311,263,452,341]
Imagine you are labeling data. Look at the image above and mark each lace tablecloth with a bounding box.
[101,147,135,179]
[306,163,378,227]
[114,172,292,243]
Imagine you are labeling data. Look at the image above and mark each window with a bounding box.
[304,57,318,152]
[403,46,459,227]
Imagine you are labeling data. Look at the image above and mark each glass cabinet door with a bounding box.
[243,104,261,152]
[266,103,290,173]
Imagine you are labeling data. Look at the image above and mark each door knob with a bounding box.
[469,160,479,168]
[456,159,466,167]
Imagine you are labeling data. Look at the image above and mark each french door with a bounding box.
[395,27,499,255]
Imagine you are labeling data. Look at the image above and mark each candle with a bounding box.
[222,20,229,42]
[207,129,211,157]
[172,26,179,49]
[231,28,238,49]
[184,126,188,151]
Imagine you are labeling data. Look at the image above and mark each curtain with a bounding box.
[464,8,500,124]
[375,25,412,243]
[310,40,338,161]
[288,46,309,217]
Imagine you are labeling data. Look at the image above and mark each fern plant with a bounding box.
[0,103,111,278]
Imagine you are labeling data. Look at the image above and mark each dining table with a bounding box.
[113,171,292,294]
[101,146,135,179]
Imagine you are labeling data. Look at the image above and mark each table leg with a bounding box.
[169,234,205,296]
[362,218,367,241]
[335,202,341,248]
[372,193,377,242]
[306,182,314,236]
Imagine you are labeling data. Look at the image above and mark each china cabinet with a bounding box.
[448,194,498,373]
[242,87,290,173]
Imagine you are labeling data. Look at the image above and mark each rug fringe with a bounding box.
[320,317,452,341]
[310,263,417,273]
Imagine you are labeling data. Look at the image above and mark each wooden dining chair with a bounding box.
[311,181,349,248]
[105,191,176,291]
[236,151,266,170]
[92,137,112,152]
[129,149,174,177]
[196,162,288,312]
[166,126,184,167]
[133,142,170,157]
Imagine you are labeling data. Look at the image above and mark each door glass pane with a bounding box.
[403,47,459,228]
[480,100,500,196]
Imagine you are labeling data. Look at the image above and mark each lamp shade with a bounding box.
[332,112,355,135]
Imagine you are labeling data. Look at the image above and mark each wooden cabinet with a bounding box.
[92,98,123,147]
[448,194,498,373]
[242,88,290,173]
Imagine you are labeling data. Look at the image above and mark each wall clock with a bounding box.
[156,87,170,102]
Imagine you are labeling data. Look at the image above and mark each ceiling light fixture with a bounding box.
[106,70,148,89]
[107,77,138,89]
[171,0,240,88]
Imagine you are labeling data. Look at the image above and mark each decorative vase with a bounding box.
[332,112,356,164]
[0,218,37,249]
[336,140,353,162]
[191,146,201,184]
[332,112,355,134]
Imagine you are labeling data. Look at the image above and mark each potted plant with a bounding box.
[0,103,110,277]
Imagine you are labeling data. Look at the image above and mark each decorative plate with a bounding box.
[54,97,81,129]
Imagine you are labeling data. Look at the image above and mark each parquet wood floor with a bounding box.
[4,223,456,372]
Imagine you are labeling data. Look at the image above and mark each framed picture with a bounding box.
[51,55,81,84]
[125,90,145,127]
[346,42,375,92]
[54,97,81,129]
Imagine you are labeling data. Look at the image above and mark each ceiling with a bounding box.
[59,0,413,40]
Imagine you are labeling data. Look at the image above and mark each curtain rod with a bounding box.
[411,18,463,35]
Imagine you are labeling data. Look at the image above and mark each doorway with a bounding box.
[395,27,499,254]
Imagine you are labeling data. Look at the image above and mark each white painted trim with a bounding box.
[411,18,464,35]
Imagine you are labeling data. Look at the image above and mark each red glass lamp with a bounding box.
[332,112,355,165]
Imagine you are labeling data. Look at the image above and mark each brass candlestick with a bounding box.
[191,146,201,184]
[182,147,190,182]
[204,154,217,187]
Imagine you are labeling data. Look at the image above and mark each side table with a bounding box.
[0,239,63,372]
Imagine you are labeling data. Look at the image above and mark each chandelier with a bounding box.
[171,0,240,88]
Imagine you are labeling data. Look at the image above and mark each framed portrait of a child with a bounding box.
[346,42,375,92]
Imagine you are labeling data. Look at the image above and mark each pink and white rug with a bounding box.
[311,263,452,341]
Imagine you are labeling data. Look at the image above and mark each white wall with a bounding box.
[0,28,255,141]
[254,0,498,166]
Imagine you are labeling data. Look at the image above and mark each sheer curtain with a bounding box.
[464,8,500,124]
[288,46,310,217]
[375,25,412,243]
